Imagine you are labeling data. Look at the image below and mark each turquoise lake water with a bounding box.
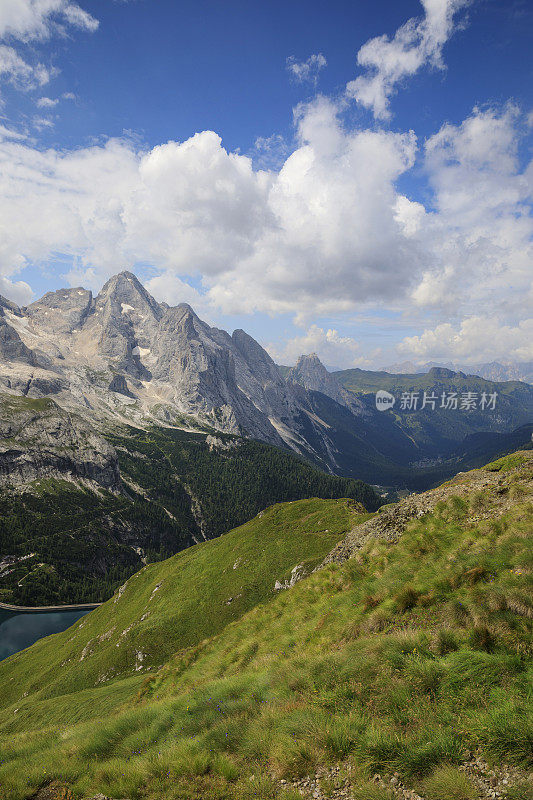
[0,609,90,661]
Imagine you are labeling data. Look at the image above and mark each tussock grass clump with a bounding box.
[394,585,420,612]
[421,765,478,800]
[433,628,460,655]
[470,700,533,768]
[351,782,395,800]
[470,489,489,512]
[468,624,496,652]
[505,777,533,800]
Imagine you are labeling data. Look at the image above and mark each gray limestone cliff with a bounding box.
[0,396,121,491]
[0,272,347,460]
[287,353,366,417]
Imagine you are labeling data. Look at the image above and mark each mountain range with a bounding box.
[1,271,532,489]
[1,271,532,605]
[384,359,533,384]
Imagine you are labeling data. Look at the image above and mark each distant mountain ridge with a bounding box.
[383,359,533,384]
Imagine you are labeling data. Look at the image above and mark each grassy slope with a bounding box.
[0,457,532,800]
[0,498,363,717]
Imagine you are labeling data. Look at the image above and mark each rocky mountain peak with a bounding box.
[26,287,93,335]
[96,271,162,320]
[295,352,327,372]
[176,302,195,315]
[287,353,339,394]
[232,329,279,382]
[0,271,363,456]
[288,353,343,401]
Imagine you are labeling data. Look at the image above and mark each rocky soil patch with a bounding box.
[320,451,533,567]
[282,751,531,799]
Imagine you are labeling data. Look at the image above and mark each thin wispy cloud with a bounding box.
[36,96,58,108]
[286,53,327,86]
[0,44,51,92]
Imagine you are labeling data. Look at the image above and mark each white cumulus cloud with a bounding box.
[346,0,470,120]
[267,324,361,366]
[0,274,33,305]
[398,317,533,364]
[0,0,98,41]
[413,105,533,317]
[0,96,422,319]
[0,98,530,371]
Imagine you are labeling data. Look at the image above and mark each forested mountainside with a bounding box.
[0,395,380,606]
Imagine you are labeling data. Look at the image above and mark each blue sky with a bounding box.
[0,0,531,368]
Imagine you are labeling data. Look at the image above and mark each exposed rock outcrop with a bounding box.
[108,374,135,398]
[288,353,346,405]
[287,353,366,416]
[320,450,533,567]
[0,396,121,492]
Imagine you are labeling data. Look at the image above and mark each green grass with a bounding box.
[420,766,478,800]
[0,498,360,718]
[0,455,531,800]
[485,453,527,472]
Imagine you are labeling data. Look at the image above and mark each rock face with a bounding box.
[0,272,346,462]
[288,354,346,405]
[108,373,135,398]
[2,271,529,486]
[0,306,44,368]
[287,353,366,417]
[0,396,121,491]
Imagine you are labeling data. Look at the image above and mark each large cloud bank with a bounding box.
[0,0,531,366]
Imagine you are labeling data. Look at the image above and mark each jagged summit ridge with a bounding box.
[288,353,345,404]
[287,352,366,417]
[0,272,344,458]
